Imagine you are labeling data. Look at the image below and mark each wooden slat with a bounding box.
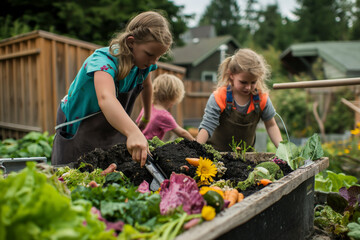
[273,77,360,89]
[27,41,35,127]
[0,46,4,123]
[19,42,26,126]
[52,40,58,128]
[65,44,70,90]
[0,121,41,132]
[5,46,11,123]
[0,30,101,50]
[0,48,40,61]
[36,37,45,132]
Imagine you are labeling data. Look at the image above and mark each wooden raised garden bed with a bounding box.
[176,153,329,240]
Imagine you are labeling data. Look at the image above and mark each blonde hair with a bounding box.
[217,48,271,93]
[153,74,185,104]
[109,11,173,80]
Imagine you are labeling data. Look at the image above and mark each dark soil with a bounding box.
[74,139,293,197]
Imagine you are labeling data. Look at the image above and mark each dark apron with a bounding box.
[207,89,262,152]
[51,84,143,165]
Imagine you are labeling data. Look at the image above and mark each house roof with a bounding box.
[171,35,240,67]
[188,25,216,39]
[280,41,360,77]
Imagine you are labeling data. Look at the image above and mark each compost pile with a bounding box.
[74,139,292,196]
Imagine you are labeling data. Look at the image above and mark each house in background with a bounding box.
[180,25,217,43]
[171,35,240,82]
[280,41,360,79]
[171,25,240,82]
[280,41,360,135]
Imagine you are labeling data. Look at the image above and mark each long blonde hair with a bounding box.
[217,48,271,93]
[153,74,185,104]
[109,11,173,80]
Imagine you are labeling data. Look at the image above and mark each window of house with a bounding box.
[201,71,217,82]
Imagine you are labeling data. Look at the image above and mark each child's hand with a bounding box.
[138,120,148,131]
[126,131,148,167]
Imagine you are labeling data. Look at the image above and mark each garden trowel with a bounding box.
[144,154,167,191]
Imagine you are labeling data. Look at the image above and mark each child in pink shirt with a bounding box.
[136,74,195,141]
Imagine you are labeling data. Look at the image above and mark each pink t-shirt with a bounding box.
[136,105,178,140]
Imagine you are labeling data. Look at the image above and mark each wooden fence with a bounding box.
[0,30,186,139]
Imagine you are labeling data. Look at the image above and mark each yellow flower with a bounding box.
[201,205,216,221]
[358,144,360,150]
[351,128,360,135]
[344,149,350,154]
[196,157,217,182]
[357,122,360,128]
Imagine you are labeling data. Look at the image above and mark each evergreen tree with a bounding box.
[253,4,282,49]
[350,0,360,39]
[199,0,244,41]
[293,0,349,41]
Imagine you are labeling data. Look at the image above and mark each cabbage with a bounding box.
[159,173,205,215]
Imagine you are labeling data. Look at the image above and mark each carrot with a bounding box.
[88,181,99,188]
[258,179,272,186]
[227,189,239,207]
[224,190,231,200]
[185,157,200,167]
[101,163,117,176]
[237,193,244,203]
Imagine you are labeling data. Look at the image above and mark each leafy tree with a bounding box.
[199,0,245,41]
[0,0,188,46]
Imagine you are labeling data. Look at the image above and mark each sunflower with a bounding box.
[196,157,217,182]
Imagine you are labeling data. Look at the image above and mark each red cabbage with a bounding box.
[159,173,205,215]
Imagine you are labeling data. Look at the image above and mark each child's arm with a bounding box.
[94,71,148,167]
[138,75,153,130]
[264,118,283,148]
[196,128,210,144]
[172,126,195,141]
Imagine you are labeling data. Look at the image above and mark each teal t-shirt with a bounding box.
[60,47,157,135]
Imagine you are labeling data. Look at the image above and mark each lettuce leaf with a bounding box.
[0,161,116,240]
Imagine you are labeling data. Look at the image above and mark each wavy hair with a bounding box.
[109,11,173,80]
[217,48,271,93]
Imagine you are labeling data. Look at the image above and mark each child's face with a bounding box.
[230,72,257,96]
[128,38,168,69]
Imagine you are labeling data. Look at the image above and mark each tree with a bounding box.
[199,0,244,41]
[0,0,188,46]
[350,0,360,39]
[293,0,351,41]
[253,4,283,49]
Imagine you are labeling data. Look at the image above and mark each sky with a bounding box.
[172,0,299,27]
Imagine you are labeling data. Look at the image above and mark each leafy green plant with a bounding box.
[229,136,254,160]
[0,162,116,239]
[275,133,324,170]
[0,131,54,159]
[315,170,359,193]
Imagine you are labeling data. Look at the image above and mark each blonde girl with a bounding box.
[52,11,173,167]
[136,74,194,141]
[196,48,282,152]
